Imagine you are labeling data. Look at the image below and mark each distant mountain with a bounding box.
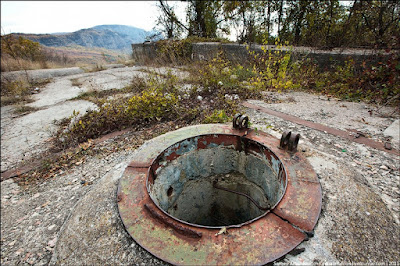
[12,25,157,53]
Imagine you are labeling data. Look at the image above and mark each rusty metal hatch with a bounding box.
[117,123,322,265]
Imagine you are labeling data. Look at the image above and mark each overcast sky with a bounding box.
[1,1,188,34]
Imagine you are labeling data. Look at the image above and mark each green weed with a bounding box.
[203,110,229,123]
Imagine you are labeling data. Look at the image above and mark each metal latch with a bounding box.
[233,113,249,129]
[279,131,300,153]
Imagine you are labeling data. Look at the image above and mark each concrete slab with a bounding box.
[1,100,96,171]
[383,119,399,141]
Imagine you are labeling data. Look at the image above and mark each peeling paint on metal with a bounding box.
[117,124,322,265]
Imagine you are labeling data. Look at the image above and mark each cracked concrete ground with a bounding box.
[1,65,189,172]
[1,66,399,265]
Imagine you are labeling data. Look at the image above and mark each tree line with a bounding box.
[155,0,400,48]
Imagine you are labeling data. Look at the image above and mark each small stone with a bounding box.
[197,95,203,101]
[384,142,392,150]
[47,237,57,248]
[380,165,388,170]
[365,211,370,216]
[11,198,19,204]
[48,224,56,231]
[15,248,24,255]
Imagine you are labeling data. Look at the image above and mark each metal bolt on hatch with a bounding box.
[280,131,300,152]
[233,113,249,129]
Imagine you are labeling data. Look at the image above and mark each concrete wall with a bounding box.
[132,42,390,70]
[131,42,158,62]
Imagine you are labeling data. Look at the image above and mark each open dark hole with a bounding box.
[167,171,270,226]
[147,134,287,228]
[167,186,173,197]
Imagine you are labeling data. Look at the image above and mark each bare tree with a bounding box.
[156,0,188,39]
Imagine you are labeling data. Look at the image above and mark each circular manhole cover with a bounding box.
[117,124,321,265]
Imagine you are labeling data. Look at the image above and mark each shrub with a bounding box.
[55,77,181,149]
[1,35,42,61]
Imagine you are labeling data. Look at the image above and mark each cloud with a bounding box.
[1,1,173,34]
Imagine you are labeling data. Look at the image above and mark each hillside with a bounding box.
[12,25,155,53]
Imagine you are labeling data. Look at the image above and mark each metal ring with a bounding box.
[238,115,249,129]
[233,113,242,129]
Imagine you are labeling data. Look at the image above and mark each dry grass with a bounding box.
[13,105,39,115]
[1,95,34,106]
[0,77,52,106]
[1,55,75,72]
[1,46,130,73]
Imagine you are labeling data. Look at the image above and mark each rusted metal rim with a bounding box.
[145,133,288,229]
[117,124,322,265]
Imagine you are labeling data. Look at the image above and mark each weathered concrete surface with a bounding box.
[27,80,91,108]
[1,67,399,265]
[1,66,188,172]
[1,101,96,171]
[49,160,164,265]
[384,119,400,142]
[254,91,400,150]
